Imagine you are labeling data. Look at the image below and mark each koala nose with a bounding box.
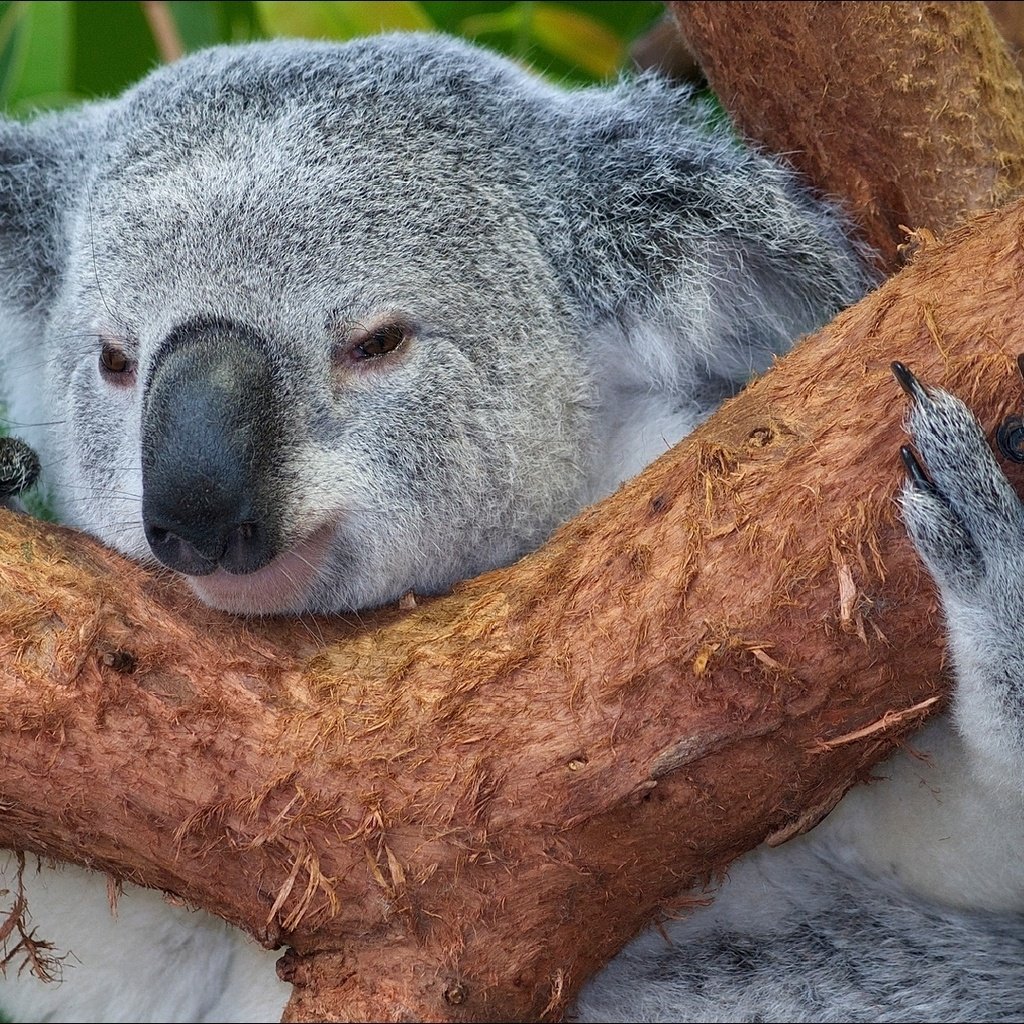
[141,318,284,577]
[144,508,273,578]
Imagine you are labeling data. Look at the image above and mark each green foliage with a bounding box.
[255,1,433,39]
[0,0,664,113]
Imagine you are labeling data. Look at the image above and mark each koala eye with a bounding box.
[99,342,136,384]
[351,322,407,361]
[331,317,414,380]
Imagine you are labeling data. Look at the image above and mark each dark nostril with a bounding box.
[144,520,218,577]
[143,514,275,578]
[221,520,274,576]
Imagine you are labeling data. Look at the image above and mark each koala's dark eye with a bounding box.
[331,317,414,379]
[352,322,407,360]
[99,342,136,383]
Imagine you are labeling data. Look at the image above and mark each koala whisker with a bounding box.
[295,615,328,650]
[56,481,142,496]
[0,417,68,429]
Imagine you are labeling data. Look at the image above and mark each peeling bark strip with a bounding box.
[4,196,1024,1020]
[671,1,1024,270]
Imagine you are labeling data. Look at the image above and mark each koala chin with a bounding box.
[4,30,1020,1024]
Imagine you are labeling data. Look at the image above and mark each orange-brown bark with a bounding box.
[671,1,1024,270]
[4,197,1024,1021]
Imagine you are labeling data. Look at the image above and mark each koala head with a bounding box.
[0,35,596,614]
[0,34,871,615]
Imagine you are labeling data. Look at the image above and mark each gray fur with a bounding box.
[0,34,871,614]
[4,32,1016,1024]
[900,381,1024,798]
[576,837,1024,1023]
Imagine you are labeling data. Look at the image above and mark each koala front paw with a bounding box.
[894,362,1024,606]
[0,435,39,503]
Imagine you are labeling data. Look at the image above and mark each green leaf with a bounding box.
[0,3,25,107]
[457,7,524,41]
[70,1,159,99]
[530,4,622,79]
[167,0,226,50]
[455,1,652,82]
[421,1,507,36]
[255,1,433,41]
[568,0,662,42]
[8,89,80,115]
[2,1,73,111]
[168,1,263,50]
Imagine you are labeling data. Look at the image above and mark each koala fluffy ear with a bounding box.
[0,103,105,317]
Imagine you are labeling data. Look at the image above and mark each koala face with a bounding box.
[35,38,595,614]
[1,35,871,615]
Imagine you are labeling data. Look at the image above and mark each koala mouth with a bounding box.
[186,521,337,615]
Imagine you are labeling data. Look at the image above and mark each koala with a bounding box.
[3,30,1014,1024]
[0,435,38,502]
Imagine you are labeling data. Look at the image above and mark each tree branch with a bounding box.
[6,3,1024,1020]
[5,196,1024,1019]
[671,1,1024,268]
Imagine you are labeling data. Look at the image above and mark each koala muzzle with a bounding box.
[141,319,283,577]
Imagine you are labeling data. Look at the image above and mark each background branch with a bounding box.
[671,1,1024,269]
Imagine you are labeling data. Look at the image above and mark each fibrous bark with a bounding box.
[671,1,1024,269]
[4,197,1024,1021]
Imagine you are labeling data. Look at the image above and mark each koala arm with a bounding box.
[898,366,1024,795]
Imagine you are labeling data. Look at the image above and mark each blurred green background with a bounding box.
[0,0,666,114]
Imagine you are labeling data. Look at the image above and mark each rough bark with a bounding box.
[4,198,1024,1021]
[671,1,1024,270]
[633,3,1024,90]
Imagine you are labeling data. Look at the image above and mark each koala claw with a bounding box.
[899,444,937,495]
[891,360,929,403]
[896,367,1024,601]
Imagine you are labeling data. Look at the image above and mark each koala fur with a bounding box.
[0,31,1018,1024]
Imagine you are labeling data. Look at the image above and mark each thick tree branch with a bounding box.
[5,3,1024,1021]
[671,1,1024,269]
[4,198,1024,1020]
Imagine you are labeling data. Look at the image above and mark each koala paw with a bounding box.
[0,435,40,503]
[893,362,1024,607]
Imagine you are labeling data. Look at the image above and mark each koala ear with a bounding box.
[0,103,105,317]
